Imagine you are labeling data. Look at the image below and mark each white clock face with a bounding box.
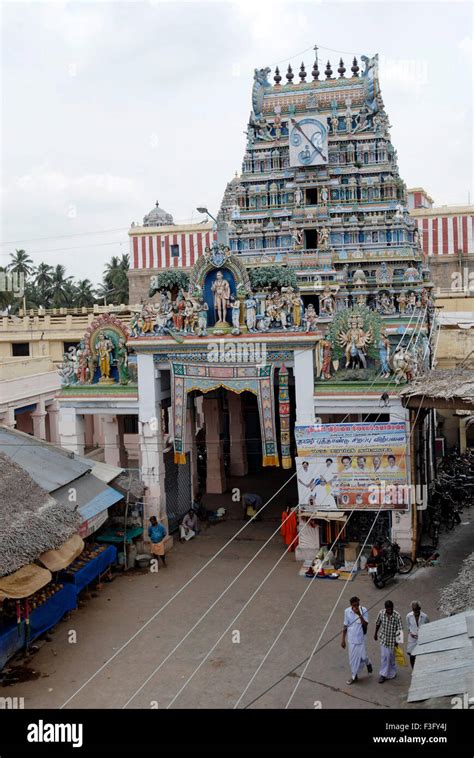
[289,116,328,168]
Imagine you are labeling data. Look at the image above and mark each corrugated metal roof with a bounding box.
[52,472,123,516]
[407,610,474,703]
[0,426,91,492]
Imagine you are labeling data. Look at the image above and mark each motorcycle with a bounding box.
[366,538,414,588]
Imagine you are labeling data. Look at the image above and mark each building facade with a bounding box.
[55,52,437,555]
[407,187,474,292]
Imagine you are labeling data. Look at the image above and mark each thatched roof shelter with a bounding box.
[400,369,474,411]
[0,452,81,577]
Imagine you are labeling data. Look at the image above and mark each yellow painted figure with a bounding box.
[96,332,113,379]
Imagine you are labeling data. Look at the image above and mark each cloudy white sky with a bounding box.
[1,0,473,285]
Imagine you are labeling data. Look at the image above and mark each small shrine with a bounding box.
[58,314,133,389]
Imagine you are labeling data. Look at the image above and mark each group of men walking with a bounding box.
[341,597,429,685]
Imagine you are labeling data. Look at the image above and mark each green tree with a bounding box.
[149,270,189,297]
[74,279,96,307]
[8,249,34,278]
[0,267,14,312]
[101,254,129,304]
[248,266,298,290]
[34,263,54,307]
[48,264,73,307]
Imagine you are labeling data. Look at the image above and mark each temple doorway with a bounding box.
[191,375,298,515]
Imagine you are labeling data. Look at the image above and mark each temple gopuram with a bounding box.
[57,52,435,554]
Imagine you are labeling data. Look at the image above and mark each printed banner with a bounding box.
[295,422,409,510]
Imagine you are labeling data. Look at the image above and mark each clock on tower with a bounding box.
[289,116,328,168]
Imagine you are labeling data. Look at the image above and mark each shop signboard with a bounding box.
[79,509,108,538]
[295,422,409,510]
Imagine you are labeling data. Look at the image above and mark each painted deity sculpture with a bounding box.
[304,304,318,333]
[337,314,373,369]
[245,293,258,331]
[320,339,333,380]
[196,300,209,337]
[116,339,130,385]
[211,270,231,325]
[96,332,114,380]
[320,287,335,316]
[291,291,304,328]
[378,333,391,378]
[230,297,241,333]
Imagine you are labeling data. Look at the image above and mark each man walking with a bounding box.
[374,600,403,683]
[406,601,430,668]
[341,596,373,685]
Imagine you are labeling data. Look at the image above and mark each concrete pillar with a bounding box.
[47,400,60,444]
[84,415,94,449]
[185,401,199,497]
[101,415,121,468]
[294,349,315,424]
[58,408,85,455]
[204,396,226,493]
[1,407,16,428]
[459,418,467,453]
[137,354,168,535]
[31,399,47,440]
[228,392,248,476]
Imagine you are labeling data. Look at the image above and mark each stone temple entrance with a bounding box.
[190,372,297,497]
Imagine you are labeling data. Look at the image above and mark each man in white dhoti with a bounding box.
[341,596,372,685]
[179,509,198,542]
[374,600,403,683]
[406,601,429,668]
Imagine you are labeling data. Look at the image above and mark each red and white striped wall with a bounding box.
[129,227,217,270]
[415,213,474,256]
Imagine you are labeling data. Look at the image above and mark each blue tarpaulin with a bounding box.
[78,489,123,522]
[0,584,78,670]
[0,621,24,671]
[59,545,117,593]
[28,584,77,640]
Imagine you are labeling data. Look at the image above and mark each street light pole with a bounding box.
[196,207,229,247]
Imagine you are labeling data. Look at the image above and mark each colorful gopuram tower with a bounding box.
[219,52,433,364]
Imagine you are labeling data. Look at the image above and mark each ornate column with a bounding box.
[203,395,226,493]
[58,407,85,455]
[46,400,60,444]
[228,392,248,477]
[294,349,316,424]
[31,398,47,440]
[101,415,121,468]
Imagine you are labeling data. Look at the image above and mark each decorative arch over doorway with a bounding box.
[170,359,279,467]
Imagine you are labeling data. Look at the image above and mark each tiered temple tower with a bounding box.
[219,53,432,320]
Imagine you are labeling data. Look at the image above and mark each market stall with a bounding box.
[59,544,117,593]
[0,566,77,669]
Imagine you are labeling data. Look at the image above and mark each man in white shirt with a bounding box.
[406,601,430,668]
[341,596,372,684]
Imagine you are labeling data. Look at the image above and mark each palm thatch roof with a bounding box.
[0,452,81,577]
[400,369,474,411]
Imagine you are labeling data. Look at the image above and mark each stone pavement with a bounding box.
[3,476,472,710]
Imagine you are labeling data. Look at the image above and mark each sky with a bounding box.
[1,0,473,285]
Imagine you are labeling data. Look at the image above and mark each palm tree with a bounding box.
[8,250,34,312]
[34,263,54,307]
[8,249,34,278]
[101,254,129,304]
[0,267,14,312]
[48,264,73,307]
[74,279,95,307]
[103,256,121,288]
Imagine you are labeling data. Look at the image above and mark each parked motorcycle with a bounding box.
[366,538,414,588]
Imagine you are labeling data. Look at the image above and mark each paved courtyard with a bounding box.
[4,475,473,710]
